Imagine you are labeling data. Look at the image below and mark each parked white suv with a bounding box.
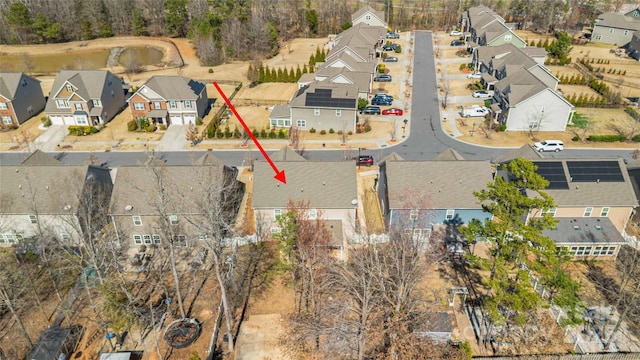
[533,140,564,152]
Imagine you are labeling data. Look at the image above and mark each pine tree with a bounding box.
[295,65,302,80]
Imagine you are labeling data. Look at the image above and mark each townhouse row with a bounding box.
[2,147,637,262]
[0,71,209,128]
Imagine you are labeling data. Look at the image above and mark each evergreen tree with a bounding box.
[132,7,148,36]
[295,66,302,80]
[461,158,581,328]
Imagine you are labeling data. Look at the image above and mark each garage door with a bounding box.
[63,116,75,125]
[183,114,196,125]
[170,115,183,125]
[49,116,63,125]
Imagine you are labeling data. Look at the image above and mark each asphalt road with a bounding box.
[0,31,636,166]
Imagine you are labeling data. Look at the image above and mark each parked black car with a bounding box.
[373,75,392,82]
[450,40,464,46]
[360,106,381,115]
[372,97,393,106]
[382,43,398,51]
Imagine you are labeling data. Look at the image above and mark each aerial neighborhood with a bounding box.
[1,2,640,360]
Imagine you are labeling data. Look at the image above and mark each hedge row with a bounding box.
[68,125,98,135]
[572,134,640,142]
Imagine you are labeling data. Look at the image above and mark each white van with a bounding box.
[533,140,564,152]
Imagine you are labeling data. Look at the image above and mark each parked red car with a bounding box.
[382,107,403,116]
[355,155,374,166]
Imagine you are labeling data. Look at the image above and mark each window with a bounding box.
[410,209,418,220]
[152,234,161,244]
[132,215,142,226]
[445,209,455,220]
[198,234,208,241]
[29,215,37,224]
[314,108,320,116]
[172,235,187,247]
[274,208,282,219]
[595,34,602,41]
[133,235,143,245]
[153,101,161,109]
[270,119,292,128]
[365,15,371,20]
[624,30,630,36]
[74,103,83,111]
[92,99,101,107]
[609,28,614,34]
[1,116,13,125]
[544,207,557,216]
[297,119,306,127]
[308,208,317,220]
[184,100,192,109]
[5,234,15,244]
[61,233,70,241]
[143,234,152,244]
[169,100,177,109]
[76,117,88,125]
[600,207,610,217]
[504,34,512,41]
[0,102,7,110]
[134,102,145,110]
[336,109,342,116]
[583,207,593,217]
[571,246,592,256]
[169,215,178,225]
[66,85,73,92]
[528,120,539,129]
[56,99,69,108]
[0,235,5,244]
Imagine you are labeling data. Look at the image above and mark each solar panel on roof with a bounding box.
[533,161,569,189]
[305,88,357,108]
[566,161,624,182]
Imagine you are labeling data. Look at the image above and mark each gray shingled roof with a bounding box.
[0,72,38,100]
[193,152,225,167]
[385,161,493,209]
[289,82,359,109]
[351,5,385,24]
[21,150,64,166]
[138,75,205,100]
[494,69,548,106]
[269,104,291,119]
[543,217,626,245]
[314,67,372,94]
[1,165,86,214]
[433,148,465,161]
[492,144,543,164]
[252,161,357,209]
[320,55,376,73]
[269,146,306,161]
[595,12,640,31]
[45,70,118,113]
[109,165,228,215]
[380,152,405,163]
[528,158,637,207]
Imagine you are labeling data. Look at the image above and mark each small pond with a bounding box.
[0,46,164,73]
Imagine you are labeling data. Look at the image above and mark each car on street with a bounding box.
[472,90,492,98]
[355,155,374,166]
[467,72,482,79]
[382,107,404,116]
[383,56,398,62]
[360,106,381,115]
[382,44,398,51]
[372,97,393,105]
[533,140,564,152]
[386,32,400,39]
[450,40,464,46]
[374,74,392,82]
[450,30,463,36]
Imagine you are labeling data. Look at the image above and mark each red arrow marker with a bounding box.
[213,82,287,184]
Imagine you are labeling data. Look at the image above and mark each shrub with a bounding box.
[278,129,286,138]
[632,135,640,142]
[625,107,640,121]
[68,125,98,135]
[159,124,167,130]
[207,117,219,138]
[329,128,335,134]
[233,126,241,138]
[587,134,626,142]
[364,125,372,132]
[320,129,327,135]
[394,45,402,53]
[41,116,51,127]
[269,129,277,138]
[496,124,507,132]
[216,129,224,138]
[572,135,580,141]
[145,124,156,132]
[127,120,138,132]
[260,128,267,138]
[348,131,353,135]
[208,68,214,73]
[377,64,386,74]
[309,128,317,133]
[337,130,343,135]
[196,117,203,125]
[224,126,232,138]
[459,63,466,70]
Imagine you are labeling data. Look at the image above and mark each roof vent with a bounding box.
[15,168,19,173]
[64,204,72,211]
[595,225,603,230]
[46,186,49,190]
[573,225,580,230]
[301,187,304,192]
[597,179,600,183]
[18,184,22,189]
[125,204,133,211]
